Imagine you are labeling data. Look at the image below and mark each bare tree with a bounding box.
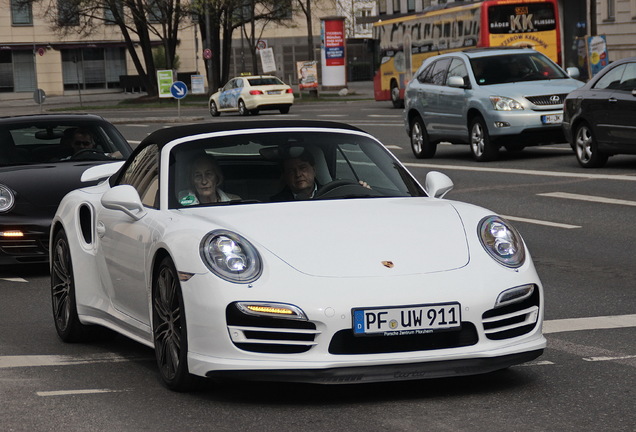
[37,0,192,96]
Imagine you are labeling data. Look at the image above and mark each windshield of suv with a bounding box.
[470,53,568,85]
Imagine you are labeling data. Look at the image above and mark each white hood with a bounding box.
[187,198,470,278]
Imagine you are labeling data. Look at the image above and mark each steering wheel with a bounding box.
[69,148,112,161]
[315,179,359,198]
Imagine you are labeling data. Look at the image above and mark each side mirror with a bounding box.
[81,161,125,182]
[447,76,468,89]
[101,185,147,221]
[425,171,454,198]
[566,67,580,79]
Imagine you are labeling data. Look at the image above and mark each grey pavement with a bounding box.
[0,81,375,120]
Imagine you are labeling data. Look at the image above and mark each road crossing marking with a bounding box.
[0,277,27,283]
[0,353,151,369]
[37,389,128,397]
[582,355,636,362]
[501,215,581,229]
[539,192,636,207]
[404,162,636,182]
[543,314,636,334]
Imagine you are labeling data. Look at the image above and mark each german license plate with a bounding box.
[267,90,280,95]
[353,302,461,336]
[541,114,562,124]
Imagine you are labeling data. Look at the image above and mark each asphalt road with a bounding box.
[1,101,635,432]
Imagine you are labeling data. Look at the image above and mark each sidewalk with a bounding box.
[0,81,375,118]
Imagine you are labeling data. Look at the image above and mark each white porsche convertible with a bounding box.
[50,120,545,391]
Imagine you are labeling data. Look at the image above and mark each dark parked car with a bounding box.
[0,114,132,265]
[562,56,636,167]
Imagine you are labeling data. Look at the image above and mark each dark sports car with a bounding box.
[0,114,132,265]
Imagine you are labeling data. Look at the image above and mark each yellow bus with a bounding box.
[373,0,562,107]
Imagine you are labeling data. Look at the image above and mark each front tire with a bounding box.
[574,122,608,168]
[153,256,194,391]
[470,116,498,162]
[51,229,93,342]
[410,116,436,158]
[209,101,220,117]
[238,100,249,116]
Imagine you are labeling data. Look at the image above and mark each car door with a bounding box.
[585,63,626,145]
[439,57,470,138]
[219,79,237,110]
[606,61,636,151]
[411,58,451,139]
[96,144,160,326]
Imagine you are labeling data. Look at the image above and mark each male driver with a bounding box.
[271,149,318,201]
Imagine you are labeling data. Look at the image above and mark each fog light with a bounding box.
[0,230,24,237]
[236,302,308,320]
[494,121,510,128]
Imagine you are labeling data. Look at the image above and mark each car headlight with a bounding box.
[478,216,526,268]
[200,230,262,283]
[490,96,524,111]
[0,184,15,213]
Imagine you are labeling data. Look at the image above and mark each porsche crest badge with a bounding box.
[381,261,394,268]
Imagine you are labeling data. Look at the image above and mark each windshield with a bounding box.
[248,77,284,86]
[169,130,424,208]
[470,53,567,85]
[0,121,131,166]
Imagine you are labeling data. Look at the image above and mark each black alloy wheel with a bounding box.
[51,229,92,342]
[209,101,220,117]
[574,122,609,168]
[153,256,194,391]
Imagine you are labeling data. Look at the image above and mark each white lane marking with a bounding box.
[0,277,27,283]
[128,140,141,145]
[368,114,403,118]
[385,145,402,150]
[317,114,348,117]
[515,360,555,367]
[583,355,636,362]
[539,192,636,207]
[501,215,581,229]
[37,389,127,397]
[404,162,636,182]
[543,314,636,334]
[0,353,150,369]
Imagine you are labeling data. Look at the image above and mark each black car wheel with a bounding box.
[574,122,608,168]
[51,229,92,342]
[209,101,220,117]
[470,116,498,162]
[410,117,436,158]
[238,100,249,116]
[153,256,193,391]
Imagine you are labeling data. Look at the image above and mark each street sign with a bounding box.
[157,70,174,99]
[33,88,46,104]
[191,75,206,95]
[170,81,188,99]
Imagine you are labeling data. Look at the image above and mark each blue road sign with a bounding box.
[170,81,188,99]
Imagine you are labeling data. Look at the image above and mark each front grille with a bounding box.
[481,286,540,340]
[525,94,567,106]
[328,322,478,355]
[226,303,320,354]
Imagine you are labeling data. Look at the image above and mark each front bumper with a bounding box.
[0,222,50,264]
[204,349,544,384]
[485,109,566,144]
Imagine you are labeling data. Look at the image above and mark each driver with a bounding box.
[271,149,319,201]
[66,128,122,159]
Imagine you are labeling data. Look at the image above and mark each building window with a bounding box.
[407,0,415,12]
[104,0,123,24]
[58,0,80,26]
[147,0,164,23]
[607,0,615,19]
[378,0,387,15]
[11,0,33,25]
[392,0,400,14]
[62,47,127,90]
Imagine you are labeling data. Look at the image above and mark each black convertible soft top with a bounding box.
[139,120,366,150]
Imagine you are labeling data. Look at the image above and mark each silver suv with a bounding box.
[404,48,583,161]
